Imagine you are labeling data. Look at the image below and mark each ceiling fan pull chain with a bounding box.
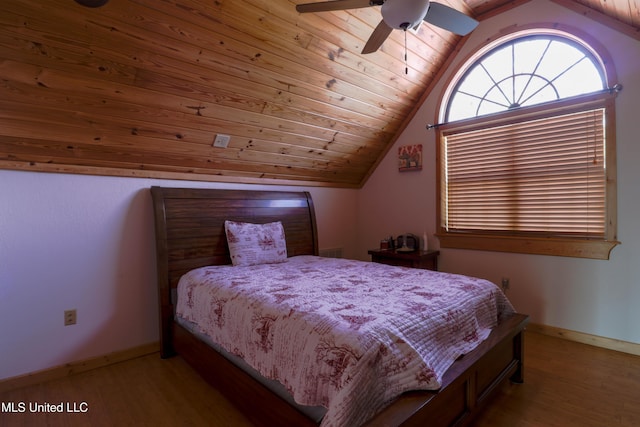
[404,29,408,75]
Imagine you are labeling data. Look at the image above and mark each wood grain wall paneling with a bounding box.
[1,0,638,186]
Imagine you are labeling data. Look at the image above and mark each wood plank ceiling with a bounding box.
[1,0,639,187]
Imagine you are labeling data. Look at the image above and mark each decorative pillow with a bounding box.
[224,220,288,266]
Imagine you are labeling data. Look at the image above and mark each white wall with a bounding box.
[0,170,358,380]
[357,0,640,345]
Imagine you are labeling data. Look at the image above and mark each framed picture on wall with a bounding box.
[398,144,422,172]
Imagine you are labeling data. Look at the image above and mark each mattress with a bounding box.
[175,256,514,427]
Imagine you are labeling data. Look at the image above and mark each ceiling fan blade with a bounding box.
[361,19,394,54]
[296,0,375,13]
[423,2,478,36]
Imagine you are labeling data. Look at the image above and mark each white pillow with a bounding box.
[224,220,288,266]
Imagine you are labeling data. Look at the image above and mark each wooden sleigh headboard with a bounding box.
[150,186,319,356]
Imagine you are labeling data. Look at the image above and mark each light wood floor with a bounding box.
[1,331,639,427]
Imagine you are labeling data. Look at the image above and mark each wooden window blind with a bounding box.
[442,108,606,238]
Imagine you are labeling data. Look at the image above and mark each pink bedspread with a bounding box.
[176,256,514,427]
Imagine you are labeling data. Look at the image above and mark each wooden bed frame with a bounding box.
[151,186,529,427]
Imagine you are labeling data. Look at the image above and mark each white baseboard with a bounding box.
[0,342,159,394]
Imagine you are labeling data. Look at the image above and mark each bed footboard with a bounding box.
[364,313,528,427]
[172,312,527,427]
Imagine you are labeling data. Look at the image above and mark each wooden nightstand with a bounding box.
[368,249,440,271]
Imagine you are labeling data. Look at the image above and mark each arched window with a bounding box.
[445,34,606,121]
[436,29,620,259]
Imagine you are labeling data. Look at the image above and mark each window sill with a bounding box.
[436,233,619,260]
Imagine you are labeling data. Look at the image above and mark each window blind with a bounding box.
[442,108,606,237]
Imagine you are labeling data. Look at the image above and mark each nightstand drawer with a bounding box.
[368,249,440,271]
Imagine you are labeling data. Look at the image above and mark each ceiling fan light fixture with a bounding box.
[381,0,431,30]
[74,0,110,7]
[296,0,477,54]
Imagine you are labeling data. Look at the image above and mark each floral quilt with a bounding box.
[175,256,514,427]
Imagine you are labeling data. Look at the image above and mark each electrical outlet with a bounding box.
[501,277,510,291]
[64,309,77,326]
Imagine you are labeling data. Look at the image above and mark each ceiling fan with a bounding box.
[296,0,479,54]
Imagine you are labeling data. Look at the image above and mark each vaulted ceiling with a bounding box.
[1,0,639,187]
